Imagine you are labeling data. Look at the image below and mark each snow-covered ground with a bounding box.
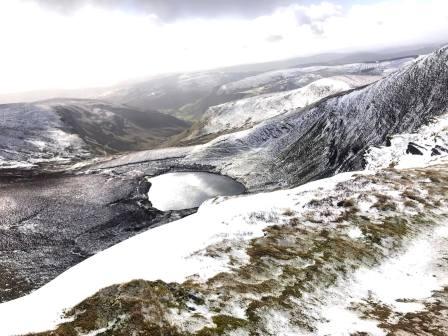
[365,112,448,169]
[0,51,446,335]
[147,172,245,211]
[317,223,448,336]
[201,76,380,135]
[92,145,198,170]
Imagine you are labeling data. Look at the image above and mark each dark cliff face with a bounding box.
[190,46,448,189]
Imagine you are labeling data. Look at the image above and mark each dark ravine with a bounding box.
[51,99,190,153]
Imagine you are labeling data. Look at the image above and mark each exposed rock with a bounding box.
[406,142,424,155]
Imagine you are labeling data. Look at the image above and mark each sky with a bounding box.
[0,0,447,94]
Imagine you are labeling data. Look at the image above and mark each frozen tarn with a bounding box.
[147,172,245,211]
[0,172,356,335]
[201,76,380,136]
[365,112,448,170]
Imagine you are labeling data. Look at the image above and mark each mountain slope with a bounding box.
[100,57,414,123]
[216,57,414,97]
[183,46,448,190]
[0,47,446,336]
[0,99,189,170]
[165,58,414,148]
[193,75,380,138]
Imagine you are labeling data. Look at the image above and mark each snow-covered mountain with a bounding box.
[182,46,448,190]
[192,75,380,138]
[99,57,414,124]
[216,57,414,97]
[0,99,189,170]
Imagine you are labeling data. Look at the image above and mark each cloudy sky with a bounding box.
[1,0,447,93]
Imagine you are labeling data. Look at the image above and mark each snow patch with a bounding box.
[365,113,448,170]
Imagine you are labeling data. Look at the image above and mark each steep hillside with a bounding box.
[183,46,448,190]
[0,99,189,170]
[165,58,413,147]
[0,47,445,333]
[189,75,380,139]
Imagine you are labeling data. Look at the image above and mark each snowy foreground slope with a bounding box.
[1,116,448,335]
[194,76,380,137]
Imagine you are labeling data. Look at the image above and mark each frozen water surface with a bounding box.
[147,172,245,211]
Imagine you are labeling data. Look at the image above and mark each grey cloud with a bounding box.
[266,35,284,43]
[292,5,340,36]
[295,10,313,25]
[309,24,325,36]
[27,0,314,20]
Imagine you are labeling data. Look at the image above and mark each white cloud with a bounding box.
[0,0,447,93]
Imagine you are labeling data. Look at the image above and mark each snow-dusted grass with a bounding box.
[317,221,448,336]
